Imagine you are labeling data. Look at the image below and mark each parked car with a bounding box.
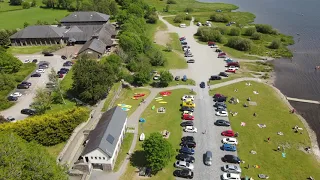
[225,69,236,73]
[21,81,32,86]
[6,116,15,122]
[175,76,180,81]
[61,55,67,60]
[43,52,54,56]
[227,62,240,68]
[185,52,193,57]
[175,160,194,170]
[173,169,194,179]
[57,73,64,78]
[63,61,73,66]
[10,92,22,97]
[214,96,227,102]
[176,154,195,163]
[17,84,29,89]
[222,155,241,164]
[204,151,213,166]
[183,111,193,116]
[219,72,229,77]
[180,147,195,155]
[222,173,241,180]
[216,111,228,117]
[221,130,235,137]
[184,126,197,133]
[58,70,68,74]
[60,68,70,72]
[32,59,38,63]
[182,95,195,101]
[222,138,238,145]
[210,75,222,80]
[181,136,194,142]
[182,114,194,120]
[21,108,36,115]
[46,82,56,88]
[182,75,188,82]
[7,96,18,101]
[216,106,226,112]
[200,82,206,88]
[215,120,230,127]
[222,144,237,151]
[223,164,242,173]
[187,59,195,63]
[181,121,194,127]
[182,101,195,108]
[36,69,45,73]
[39,65,48,69]
[213,93,224,99]
[31,73,41,77]
[218,53,227,58]
[181,41,188,45]
[216,49,222,52]
[214,102,227,108]
[24,59,30,63]
[181,106,194,112]
[180,141,196,148]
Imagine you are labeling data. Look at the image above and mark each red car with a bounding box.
[57,74,64,78]
[221,130,235,137]
[218,52,227,58]
[225,69,236,73]
[182,114,194,120]
[208,41,215,46]
[213,93,223,98]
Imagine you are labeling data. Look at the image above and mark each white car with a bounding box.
[222,138,238,145]
[216,111,228,117]
[229,66,239,70]
[174,160,194,170]
[223,165,242,174]
[24,59,30,63]
[222,173,241,180]
[182,95,195,101]
[226,67,237,71]
[10,92,22,97]
[36,69,45,73]
[184,126,197,133]
[183,111,193,116]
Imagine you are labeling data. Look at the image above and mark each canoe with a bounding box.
[155,97,163,99]
[118,104,126,107]
[139,133,145,141]
[132,97,138,100]
[160,91,172,95]
[159,101,167,104]
[156,99,163,101]
[134,94,145,97]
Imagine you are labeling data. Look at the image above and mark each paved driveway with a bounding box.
[1,54,68,121]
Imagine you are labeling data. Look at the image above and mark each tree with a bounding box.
[165,43,172,52]
[48,68,65,104]
[142,132,174,174]
[0,132,68,180]
[0,29,10,47]
[0,48,23,73]
[255,24,274,34]
[31,0,36,7]
[22,1,31,9]
[269,39,281,49]
[251,32,262,40]
[23,22,30,28]
[147,48,166,66]
[173,14,185,23]
[244,27,256,36]
[31,88,52,114]
[10,0,22,5]
[229,27,241,36]
[159,70,173,87]
[109,0,118,16]
[226,37,253,51]
[210,13,230,23]
[119,32,144,55]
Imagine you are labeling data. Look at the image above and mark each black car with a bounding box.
[43,52,54,56]
[31,73,41,77]
[187,59,195,63]
[7,96,18,101]
[61,55,67,60]
[214,97,227,102]
[214,102,227,108]
[181,106,194,112]
[32,59,38,63]
[215,49,222,52]
[181,136,195,142]
[21,109,36,115]
[60,68,70,72]
[57,70,67,74]
[210,75,222,80]
[175,76,180,81]
[222,155,241,164]
[179,147,195,155]
[63,62,73,66]
[21,81,32,86]
[176,154,195,163]
[200,82,206,88]
[219,72,229,77]
[17,84,29,89]
[173,169,194,179]
[181,121,194,127]
[180,141,196,148]
[214,120,230,127]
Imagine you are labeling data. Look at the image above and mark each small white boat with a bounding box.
[139,133,145,141]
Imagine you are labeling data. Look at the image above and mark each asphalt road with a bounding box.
[1,54,67,121]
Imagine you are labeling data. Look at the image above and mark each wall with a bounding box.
[10,38,67,46]
[84,149,109,164]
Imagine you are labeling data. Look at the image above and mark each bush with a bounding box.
[173,14,185,23]
[210,13,230,23]
[184,7,193,13]
[196,27,224,43]
[251,32,262,40]
[226,37,253,51]
[166,0,176,4]
[244,27,256,36]
[0,107,89,146]
[215,27,229,35]
[147,14,158,24]
[185,15,192,20]
[22,2,30,9]
[255,24,274,34]
[229,27,241,36]
[269,39,281,49]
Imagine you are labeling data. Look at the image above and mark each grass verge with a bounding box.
[163,16,191,27]
[209,71,253,85]
[113,133,134,172]
[209,81,320,179]
[45,142,66,158]
[169,33,183,52]
[8,46,52,54]
[154,44,187,69]
[102,82,121,112]
[120,88,196,180]
[169,79,195,86]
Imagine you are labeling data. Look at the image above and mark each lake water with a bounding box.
[199,0,320,145]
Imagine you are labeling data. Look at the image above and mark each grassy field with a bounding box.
[120,88,196,180]
[169,33,183,52]
[153,44,187,69]
[163,16,191,27]
[209,82,320,179]
[45,142,66,158]
[114,88,151,116]
[113,133,134,172]
[8,46,53,54]
[242,61,273,72]
[102,82,122,112]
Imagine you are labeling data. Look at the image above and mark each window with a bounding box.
[99,157,101,160]
[103,157,105,160]
[91,157,93,159]
[95,157,97,159]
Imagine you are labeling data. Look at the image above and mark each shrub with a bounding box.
[196,27,224,43]
[210,13,230,23]
[255,24,274,34]
[215,27,229,35]
[244,27,256,36]
[166,0,176,4]
[22,1,30,9]
[269,39,281,49]
[229,27,241,36]
[251,32,262,40]
[173,14,185,23]
[184,7,193,13]
[185,15,192,20]
[163,5,169,12]
[147,14,158,24]
[226,37,253,51]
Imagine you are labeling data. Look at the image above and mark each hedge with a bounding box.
[0,107,89,146]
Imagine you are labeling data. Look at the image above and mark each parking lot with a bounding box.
[1,54,69,121]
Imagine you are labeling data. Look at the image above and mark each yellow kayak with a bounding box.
[159,101,167,104]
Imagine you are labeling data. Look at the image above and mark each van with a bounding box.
[180,24,186,28]
[204,151,212,166]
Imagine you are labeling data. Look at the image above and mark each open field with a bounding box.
[113,133,134,172]
[209,81,320,179]
[120,88,195,180]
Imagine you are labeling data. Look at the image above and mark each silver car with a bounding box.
[175,160,194,170]
[223,164,241,174]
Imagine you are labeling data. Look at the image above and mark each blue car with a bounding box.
[222,144,237,151]
[182,75,187,82]
[180,147,195,155]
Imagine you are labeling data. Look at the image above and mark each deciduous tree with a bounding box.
[159,70,173,87]
[31,88,52,114]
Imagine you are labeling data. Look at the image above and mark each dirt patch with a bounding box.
[154,28,170,46]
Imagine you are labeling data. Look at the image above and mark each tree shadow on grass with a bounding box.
[129,150,147,169]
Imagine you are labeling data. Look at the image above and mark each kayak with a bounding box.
[159,101,167,104]
[155,97,163,99]
[134,94,145,97]
[139,133,145,141]
[156,99,163,101]
[118,104,132,108]
[160,91,172,95]
[132,97,138,100]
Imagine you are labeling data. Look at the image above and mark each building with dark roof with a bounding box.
[81,106,127,171]
[60,11,110,26]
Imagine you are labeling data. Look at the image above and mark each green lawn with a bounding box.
[169,79,195,86]
[120,88,196,180]
[8,46,53,55]
[163,16,191,27]
[0,7,68,29]
[153,44,187,69]
[45,142,66,158]
[209,72,253,85]
[48,99,76,113]
[60,68,73,92]
[114,88,151,116]
[0,1,22,12]
[113,133,134,172]
[242,62,273,72]
[102,82,122,112]
[168,33,183,52]
[210,82,320,179]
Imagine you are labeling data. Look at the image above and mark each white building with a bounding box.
[81,106,127,171]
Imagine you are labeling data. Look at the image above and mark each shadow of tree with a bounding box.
[129,150,147,168]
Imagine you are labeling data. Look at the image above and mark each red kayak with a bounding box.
[134,94,145,97]
[160,91,172,96]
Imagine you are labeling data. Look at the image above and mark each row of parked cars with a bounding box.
[180,37,195,63]
[213,93,242,180]
[173,95,197,179]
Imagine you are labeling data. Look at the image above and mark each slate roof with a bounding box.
[81,107,127,157]
[63,25,103,42]
[61,11,110,23]
[78,38,106,55]
[10,25,66,39]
